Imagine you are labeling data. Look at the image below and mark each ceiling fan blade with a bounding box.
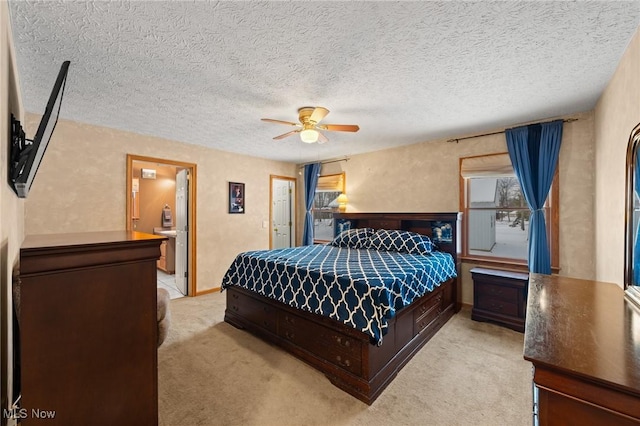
[273,130,300,140]
[309,107,329,124]
[317,131,329,144]
[262,118,300,127]
[318,124,360,132]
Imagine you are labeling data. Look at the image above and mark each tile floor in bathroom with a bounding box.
[157,269,185,299]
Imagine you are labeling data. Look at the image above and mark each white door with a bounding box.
[175,169,189,295]
[272,178,295,249]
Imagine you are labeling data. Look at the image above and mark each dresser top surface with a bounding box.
[524,273,640,395]
[21,230,165,251]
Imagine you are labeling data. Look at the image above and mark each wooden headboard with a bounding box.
[333,212,462,310]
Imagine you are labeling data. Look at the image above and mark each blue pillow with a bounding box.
[330,228,375,249]
[365,229,433,255]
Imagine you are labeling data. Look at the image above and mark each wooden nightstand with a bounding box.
[471,267,529,332]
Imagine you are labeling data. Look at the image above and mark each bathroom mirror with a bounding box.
[624,122,640,308]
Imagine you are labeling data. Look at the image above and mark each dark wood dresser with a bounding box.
[17,231,164,425]
[471,267,528,332]
[524,274,640,425]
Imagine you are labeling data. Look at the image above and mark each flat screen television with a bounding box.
[9,60,70,198]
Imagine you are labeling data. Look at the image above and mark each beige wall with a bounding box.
[0,22,604,426]
[314,111,596,305]
[38,102,595,305]
[0,0,634,418]
[1,1,24,422]
[23,117,297,293]
[8,2,636,309]
[595,27,640,287]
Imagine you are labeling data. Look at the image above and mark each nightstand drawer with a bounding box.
[475,282,519,302]
[475,296,519,317]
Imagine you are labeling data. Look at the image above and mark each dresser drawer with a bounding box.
[325,341,362,374]
[227,292,277,333]
[278,311,362,375]
[413,291,443,335]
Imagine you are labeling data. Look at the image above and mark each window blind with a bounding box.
[461,153,514,178]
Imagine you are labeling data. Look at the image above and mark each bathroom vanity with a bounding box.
[154,228,176,274]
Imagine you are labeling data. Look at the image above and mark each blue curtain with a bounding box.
[506,120,563,274]
[302,163,321,245]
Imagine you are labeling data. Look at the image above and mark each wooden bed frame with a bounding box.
[224,212,462,404]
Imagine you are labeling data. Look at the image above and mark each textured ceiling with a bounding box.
[8,1,640,163]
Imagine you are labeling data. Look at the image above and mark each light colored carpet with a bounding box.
[158,291,532,426]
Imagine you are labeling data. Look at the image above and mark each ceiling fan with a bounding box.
[261,107,360,144]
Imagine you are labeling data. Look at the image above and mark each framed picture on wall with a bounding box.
[229,182,245,214]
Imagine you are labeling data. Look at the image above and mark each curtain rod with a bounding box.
[446,118,578,144]
[297,157,349,169]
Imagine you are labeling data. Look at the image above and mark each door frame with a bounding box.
[269,175,296,249]
[126,154,198,296]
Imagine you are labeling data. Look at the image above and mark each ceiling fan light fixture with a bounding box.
[300,129,319,143]
[263,106,359,144]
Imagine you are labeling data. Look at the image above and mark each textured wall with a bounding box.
[317,111,596,305]
[594,27,640,287]
[23,110,597,302]
[1,2,24,422]
[23,117,297,293]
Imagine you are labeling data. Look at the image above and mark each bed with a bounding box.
[222,212,461,404]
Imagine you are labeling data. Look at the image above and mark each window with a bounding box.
[313,172,345,242]
[460,153,558,268]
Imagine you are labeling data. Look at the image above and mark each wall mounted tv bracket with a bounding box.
[9,114,30,196]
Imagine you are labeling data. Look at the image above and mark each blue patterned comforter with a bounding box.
[221,244,457,345]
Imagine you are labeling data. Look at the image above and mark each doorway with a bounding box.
[270,175,296,249]
[126,154,197,297]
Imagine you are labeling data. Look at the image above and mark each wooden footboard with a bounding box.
[224,277,455,404]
